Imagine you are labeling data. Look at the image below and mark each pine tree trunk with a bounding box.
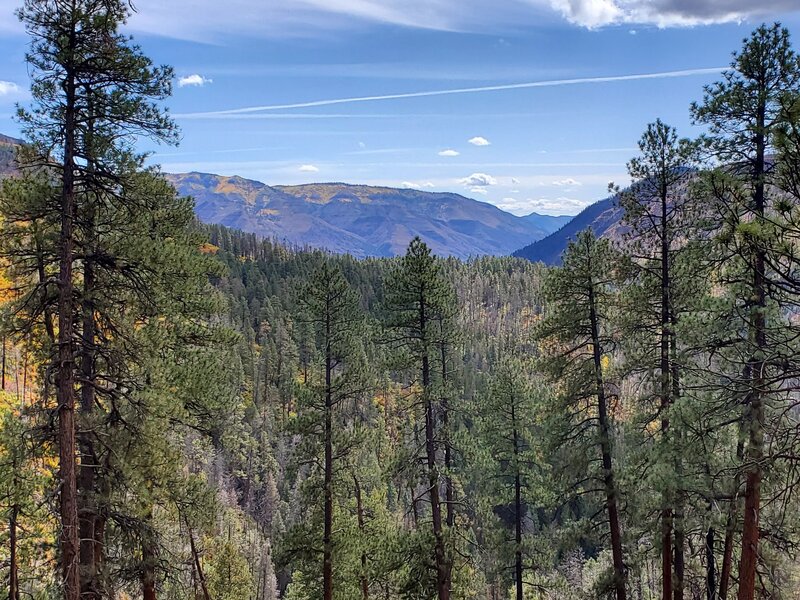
[9,504,19,600]
[719,480,744,600]
[58,43,80,600]
[705,523,716,600]
[719,414,746,600]
[323,322,334,600]
[142,542,157,600]
[737,101,768,600]
[188,527,211,600]
[719,508,736,600]
[1,334,6,390]
[420,298,449,600]
[673,507,685,600]
[79,233,101,599]
[354,475,369,600]
[588,282,626,600]
[141,504,157,600]
[659,182,673,600]
[512,403,524,600]
[441,341,454,530]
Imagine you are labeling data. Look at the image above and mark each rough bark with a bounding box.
[705,524,715,600]
[79,222,101,599]
[588,280,626,600]
[57,33,80,599]
[420,296,449,600]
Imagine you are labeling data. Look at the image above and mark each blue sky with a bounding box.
[1,1,800,216]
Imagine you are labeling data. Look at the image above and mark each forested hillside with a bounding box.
[1,3,800,600]
[513,195,623,264]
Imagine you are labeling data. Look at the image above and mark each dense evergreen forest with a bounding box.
[1,2,800,600]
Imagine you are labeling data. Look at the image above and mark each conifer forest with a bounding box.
[3,2,800,600]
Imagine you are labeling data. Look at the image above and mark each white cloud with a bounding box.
[0,81,21,96]
[460,172,497,187]
[547,0,800,28]
[468,136,491,146]
[178,74,213,88]
[299,164,320,172]
[496,197,532,214]
[358,141,366,148]
[402,181,436,189]
[495,195,589,216]
[438,149,460,157]
[550,0,621,28]
[470,187,489,195]
[552,177,582,186]
[527,196,591,214]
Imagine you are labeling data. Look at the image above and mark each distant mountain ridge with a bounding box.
[513,195,624,265]
[167,172,568,259]
[0,133,581,259]
[521,211,572,233]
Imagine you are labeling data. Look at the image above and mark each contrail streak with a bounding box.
[175,67,725,118]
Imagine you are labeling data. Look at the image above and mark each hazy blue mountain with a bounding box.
[520,212,573,235]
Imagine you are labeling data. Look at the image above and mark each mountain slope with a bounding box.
[513,195,624,265]
[168,172,557,259]
[521,212,573,235]
[0,134,21,177]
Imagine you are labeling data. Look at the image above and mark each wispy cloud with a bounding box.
[438,149,460,157]
[299,164,320,172]
[174,112,404,120]
[2,0,797,41]
[181,67,726,117]
[552,177,582,186]
[178,74,213,87]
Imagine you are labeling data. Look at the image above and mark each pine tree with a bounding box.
[535,230,627,600]
[691,23,800,600]
[14,1,176,596]
[287,261,369,600]
[384,237,456,600]
[476,357,545,600]
[614,120,700,600]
